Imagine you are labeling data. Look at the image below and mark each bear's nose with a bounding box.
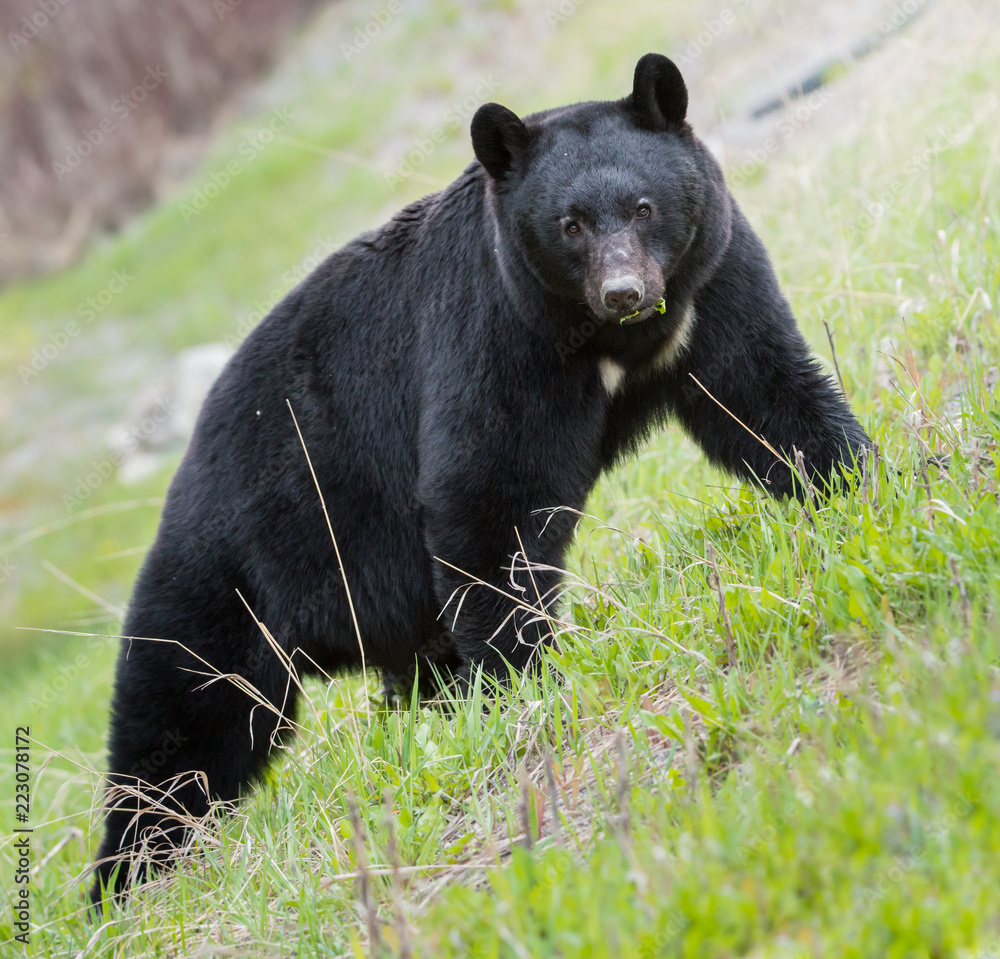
[601,276,644,313]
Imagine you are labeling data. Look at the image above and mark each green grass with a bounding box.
[2,0,1000,955]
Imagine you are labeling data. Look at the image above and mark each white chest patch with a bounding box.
[650,302,697,373]
[598,303,697,398]
[599,357,626,396]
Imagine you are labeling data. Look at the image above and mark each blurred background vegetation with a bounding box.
[0,0,323,283]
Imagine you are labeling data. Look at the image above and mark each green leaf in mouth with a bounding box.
[620,298,667,324]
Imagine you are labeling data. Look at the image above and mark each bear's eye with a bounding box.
[636,204,651,218]
[565,221,582,236]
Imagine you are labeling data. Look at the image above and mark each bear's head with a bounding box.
[472,54,726,325]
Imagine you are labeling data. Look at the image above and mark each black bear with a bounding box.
[90,53,869,903]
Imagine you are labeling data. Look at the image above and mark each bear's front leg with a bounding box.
[417,381,602,681]
[421,483,580,680]
[662,208,870,496]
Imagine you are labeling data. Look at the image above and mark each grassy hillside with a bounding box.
[1,0,999,955]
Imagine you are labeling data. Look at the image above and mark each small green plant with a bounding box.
[620,297,668,323]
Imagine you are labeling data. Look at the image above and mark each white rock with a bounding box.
[110,342,232,485]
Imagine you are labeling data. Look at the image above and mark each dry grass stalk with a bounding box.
[348,794,383,956]
[705,543,736,667]
[384,800,414,959]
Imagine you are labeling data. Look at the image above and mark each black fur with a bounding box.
[89,53,869,904]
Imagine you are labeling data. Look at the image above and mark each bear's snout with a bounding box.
[601,276,644,314]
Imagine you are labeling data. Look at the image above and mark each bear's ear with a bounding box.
[471,103,531,180]
[629,53,688,130]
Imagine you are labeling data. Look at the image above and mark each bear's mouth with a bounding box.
[619,298,667,325]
